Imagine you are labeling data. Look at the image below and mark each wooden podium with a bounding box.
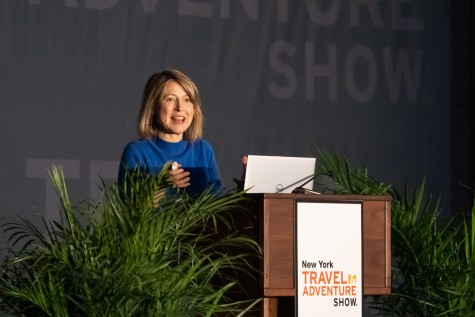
[238,193,391,316]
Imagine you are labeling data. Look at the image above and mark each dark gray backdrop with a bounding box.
[1,1,449,225]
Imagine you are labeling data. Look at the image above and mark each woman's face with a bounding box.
[156,80,194,142]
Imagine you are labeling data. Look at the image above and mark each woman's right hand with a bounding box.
[168,162,191,188]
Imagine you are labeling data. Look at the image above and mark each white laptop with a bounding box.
[244,155,316,193]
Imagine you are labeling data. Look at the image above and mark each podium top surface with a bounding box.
[245,193,393,202]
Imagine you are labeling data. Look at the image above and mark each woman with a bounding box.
[118,70,223,201]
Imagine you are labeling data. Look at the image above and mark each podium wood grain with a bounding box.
[243,194,391,316]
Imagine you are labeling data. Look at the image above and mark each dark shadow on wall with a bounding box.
[450,0,475,216]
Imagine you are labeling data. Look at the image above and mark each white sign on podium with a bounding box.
[296,201,363,316]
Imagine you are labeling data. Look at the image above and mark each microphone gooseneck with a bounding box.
[274,173,316,193]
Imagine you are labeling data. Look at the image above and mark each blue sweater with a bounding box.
[118,138,223,196]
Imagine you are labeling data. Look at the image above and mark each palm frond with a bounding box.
[0,165,262,316]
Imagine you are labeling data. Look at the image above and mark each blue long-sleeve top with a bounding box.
[118,138,223,196]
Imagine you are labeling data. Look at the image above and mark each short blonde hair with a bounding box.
[137,70,203,141]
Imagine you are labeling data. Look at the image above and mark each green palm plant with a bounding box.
[0,165,261,316]
[315,148,475,316]
[374,184,475,317]
[314,148,392,195]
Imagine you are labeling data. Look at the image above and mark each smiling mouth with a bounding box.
[172,116,186,123]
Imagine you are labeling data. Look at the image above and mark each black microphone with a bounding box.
[291,187,322,194]
[290,172,336,195]
[275,174,317,193]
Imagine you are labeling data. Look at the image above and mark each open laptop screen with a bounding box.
[244,155,316,193]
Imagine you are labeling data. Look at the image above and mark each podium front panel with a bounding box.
[253,194,391,297]
[263,198,294,295]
